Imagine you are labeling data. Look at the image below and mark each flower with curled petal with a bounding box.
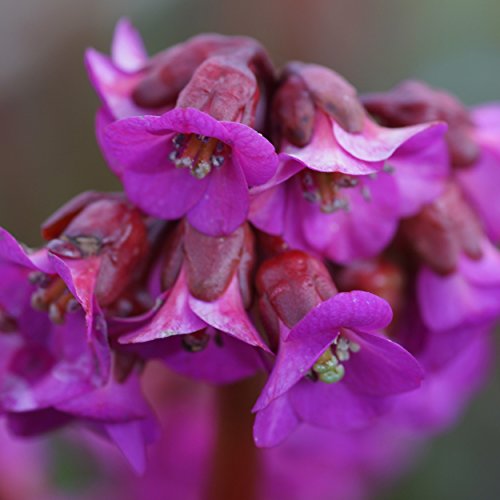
[252,251,423,447]
[103,108,278,236]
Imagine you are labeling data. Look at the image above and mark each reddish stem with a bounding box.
[207,377,262,500]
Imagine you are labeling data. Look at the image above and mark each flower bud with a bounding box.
[401,182,483,274]
[362,80,479,167]
[256,250,337,339]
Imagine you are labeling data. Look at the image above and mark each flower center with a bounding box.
[299,171,359,213]
[169,133,229,179]
[311,334,360,384]
[29,273,78,325]
[181,329,223,353]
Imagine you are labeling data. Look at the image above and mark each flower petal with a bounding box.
[341,330,424,396]
[84,49,144,119]
[111,18,148,72]
[417,263,500,332]
[160,330,263,384]
[287,291,393,342]
[253,395,300,448]
[334,118,446,162]
[298,173,399,263]
[189,275,269,350]
[223,121,278,185]
[121,270,207,344]
[289,379,387,430]
[187,157,249,235]
[283,113,382,174]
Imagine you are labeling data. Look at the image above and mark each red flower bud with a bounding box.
[401,182,483,274]
[256,250,337,332]
[362,80,479,167]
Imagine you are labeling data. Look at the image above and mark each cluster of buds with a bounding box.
[1,19,499,496]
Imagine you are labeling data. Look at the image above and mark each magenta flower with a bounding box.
[402,182,500,332]
[117,222,269,383]
[250,64,447,262]
[252,251,423,446]
[5,371,158,474]
[102,107,278,235]
[0,194,150,401]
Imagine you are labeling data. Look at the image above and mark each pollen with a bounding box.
[169,134,228,179]
[311,334,361,384]
[299,171,358,213]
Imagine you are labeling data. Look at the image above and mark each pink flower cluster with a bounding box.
[1,19,499,498]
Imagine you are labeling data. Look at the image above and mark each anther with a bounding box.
[181,330,210,353]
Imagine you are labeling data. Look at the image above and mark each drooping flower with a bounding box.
[117,221,268,383]
[250,64,447,263]
[251,251,423,446]
[0,193,150,406]
[401,182,500,332]
[5,370,158,474]
[86,19,275,122]
[363,80,500,242]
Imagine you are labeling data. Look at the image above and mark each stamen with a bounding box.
[48,291,78,324]
[169,134,227,178]
[31,278,67,312]
[181,330,210,353]
[311,334,361,384]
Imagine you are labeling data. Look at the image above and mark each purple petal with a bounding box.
[84,48,145,119]
[223,121,278,185]
[1,312,102,412]
[103,418,155,475]
[341,329,424,396]
[289,379,387,430]
[334,118,446,162]
[57,373,149,422]
[253,395,300,448]
[148,107,231,141]
[0,228,53,274]
[472,103,500,131]
[287,291,393,342]
[417,262,500,332]
[6,409,72,437]
[187,157,249,235]
[283,113,383,175]
[161,330,263,383]
[249,185,286,235]
[390,136,449,217]
[298,173,399,263]
[189,275,269,350]
[121,270,207,344]
[457,146,500,242]
[254,292,393,411]
[111,18,148,72]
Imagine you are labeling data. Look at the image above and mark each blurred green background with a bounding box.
[1,0,500,498]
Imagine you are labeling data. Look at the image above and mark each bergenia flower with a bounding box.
[362,80,500,242]
[86,20,275,122]
[0,193,150,389]
[250,64,447,263]
[5,370,158,474]
[103,108,278,235]
[252,251,423,446]
[118,221,268,383]
[401,182,500,332]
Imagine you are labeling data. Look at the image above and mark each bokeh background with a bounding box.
[1,1,500,498]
